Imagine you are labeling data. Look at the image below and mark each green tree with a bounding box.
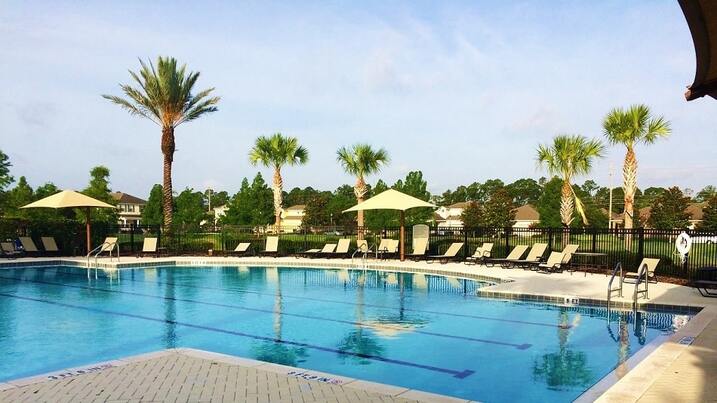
[461,201,482,228]
[480,188,516,227]
[223,173,274,226]
[698,196,717,233]
[103,56,220,229]
[696,186,717,203]
[204,189,229,210]
[648,187,690,230]
[174,188,208,230]
[249,133,309,227]
[477,179,505,203]
[142,184,164,226]
[328,185,358,227]
[603,104,671,230]
[80,166,118,224]
[4,176,34,218]
[393,171,432,225]
[0,149,12,192]
[336,144,390,228]
[537,135,605,226]
[303,193,332,227]
[536,177,565,228]
[506,178,542,206]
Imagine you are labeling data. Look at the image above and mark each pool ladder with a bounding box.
[632,262,649,309]
[606,262,623,308]
[85,240,119,279]
[351,244,371,268]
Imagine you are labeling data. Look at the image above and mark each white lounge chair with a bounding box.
[466,242,494,265]
[427,242,464,264]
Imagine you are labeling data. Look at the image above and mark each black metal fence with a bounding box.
[2,219,715,281]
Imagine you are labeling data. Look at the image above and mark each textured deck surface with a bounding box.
[0,350,437,403]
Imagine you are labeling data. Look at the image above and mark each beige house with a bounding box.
[280,205,306,232]
[512,204,540,228]
[111,192,146,226]
[435,202,472,228]
[608,202,706,229]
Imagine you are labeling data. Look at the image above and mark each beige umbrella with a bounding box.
[21,190,116,253]
[344,189,435,261]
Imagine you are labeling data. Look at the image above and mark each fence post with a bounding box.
[638,227,645,263]
[504,227,510,256]
[303,227,308,251]
[591,229,597,253]
[547,227,553,252]
[157,225,162,249]
[130,223,135,254]
[463,228,469,258]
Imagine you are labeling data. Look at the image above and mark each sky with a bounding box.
[1,1,715,198]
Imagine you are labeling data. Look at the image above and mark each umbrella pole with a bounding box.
[400,211,405,261]
[86,207,91,255]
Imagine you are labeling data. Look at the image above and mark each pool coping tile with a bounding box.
[396,389,471,403]
[0,383,15,392]
[342,379,410,396]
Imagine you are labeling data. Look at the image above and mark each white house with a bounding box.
[111,192,147,226]
[512,204,540,229]
[280,205,306,231]
[435,202,472,228]
[213,204,228,224]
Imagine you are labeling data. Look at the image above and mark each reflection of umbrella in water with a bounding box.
[21,190,115,253]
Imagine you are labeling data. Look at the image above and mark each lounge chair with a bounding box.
[406,238,428,260]
[508,243,547,269]
[485,245,529,268]
[227,242,252,257]
[557,244,579,272]
[138,237,158,257]
[536,252,565,273]
[376,238,398,259]
[300,243,336,258]
[18,237,41,256]
[693,267,717,297]
[330,238,352,258]
[465,242,494,265]
[426,242,464,264]
[95,237,119,257]
[0,242,23,259]
[40,237,60,256]
[259,236,279,257]
[623,258,659,283]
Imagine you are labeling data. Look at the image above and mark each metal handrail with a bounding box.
[633,262,649,309]
[606,262,623,307]
[351,243,371,267]
[85,241,119,278]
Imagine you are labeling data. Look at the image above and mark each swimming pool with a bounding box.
[0,265,691,402]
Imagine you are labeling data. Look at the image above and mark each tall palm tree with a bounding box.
[603,104,671,230]
[103,57,219,229]
[336,144,390,228]
[249,133,309,227]
[537,135,605,226]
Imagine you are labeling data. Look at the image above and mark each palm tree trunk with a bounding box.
[273,167,283,228]
[623,146,637,229]
[161,126,175,230]
[354,176,368,228]
[623,146,637,250]
[560,180,574,227]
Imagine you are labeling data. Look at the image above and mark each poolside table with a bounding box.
[569,252,608,277]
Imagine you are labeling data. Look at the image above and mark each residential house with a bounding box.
[435,202,472,228]
[608,202,706,229]
[111,192,147,226]
[280,205,306,232]
[512,204,540,229]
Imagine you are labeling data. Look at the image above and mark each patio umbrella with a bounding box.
[21,190,116,253]
[344,189,435,261]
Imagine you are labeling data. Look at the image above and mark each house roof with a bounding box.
[638,203,706,223]
[679,0,717,100]
[448,201,473,209]
[513,204,539,221]
[111,192,146,205]
[285,205,306,210]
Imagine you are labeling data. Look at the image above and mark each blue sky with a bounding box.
[1,1,715,197]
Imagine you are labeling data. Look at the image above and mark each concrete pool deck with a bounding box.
[1,255,716,402]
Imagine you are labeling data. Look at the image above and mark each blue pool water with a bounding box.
[0,265,691,402]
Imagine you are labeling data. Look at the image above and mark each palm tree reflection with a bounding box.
[337,271,384,364]
[532,308,592,390]
[252,267,306,366]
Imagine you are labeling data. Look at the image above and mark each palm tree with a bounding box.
[336,144,390,228]
[603,104,671,231]
[103,57,219,229]
[537,135,605,226]
[249,133,309,227]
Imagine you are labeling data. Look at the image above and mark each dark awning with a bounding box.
[680,0,717,100]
